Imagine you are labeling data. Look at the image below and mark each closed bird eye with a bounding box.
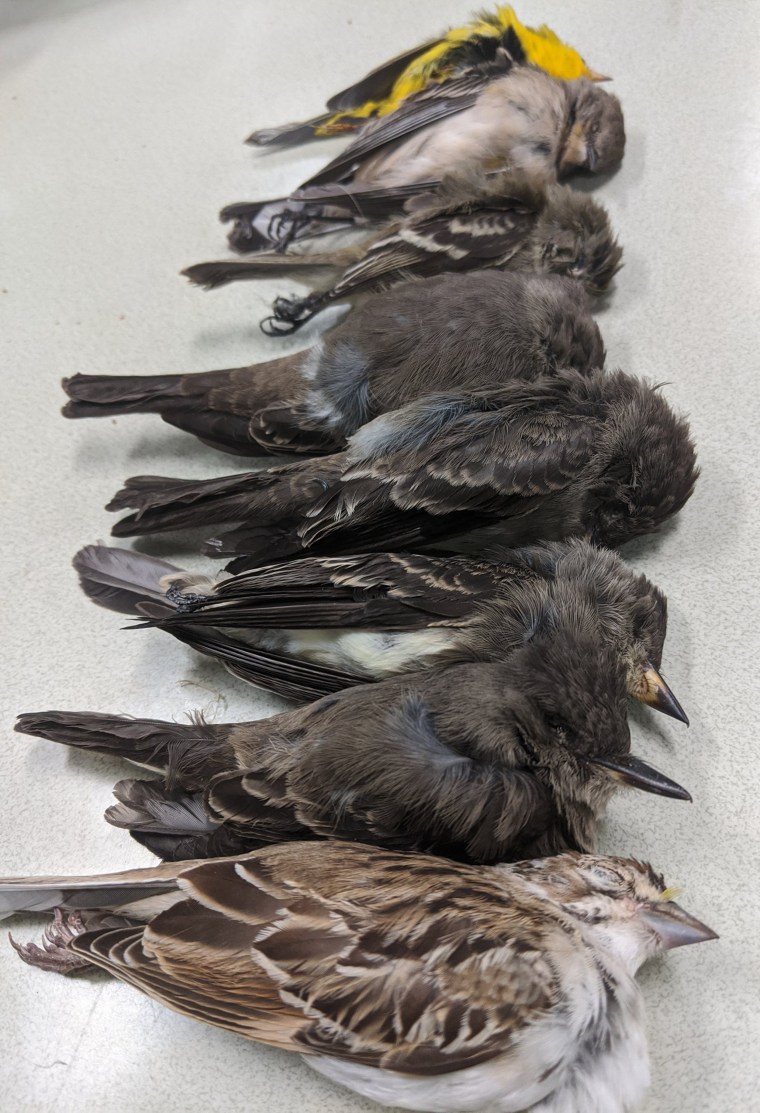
[548,242,570,258]
[515,728,541,765]
[545,714,577,744]
[584,864,626,891]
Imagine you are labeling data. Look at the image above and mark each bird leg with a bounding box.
[260,291,327,335]
[10,909,133,975]
[9,908,92,974]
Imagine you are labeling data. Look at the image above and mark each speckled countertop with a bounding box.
[1,2,759,1110]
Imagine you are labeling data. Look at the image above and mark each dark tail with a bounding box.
[107,457,340,540]
[245,112,332,148]
[105,779,252,860]
[62,372,193,419]
[182,261,274,290]
[182,250,350,291]
[106,472,275,537]
[72,543,185,617]
[15,711,237,791]
[65,356,310,456]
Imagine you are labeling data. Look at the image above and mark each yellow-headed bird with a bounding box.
[250,6,609,147]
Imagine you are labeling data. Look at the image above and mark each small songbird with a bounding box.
[106,369,699,571]
[184,172,622,333]
[74,539,689,722]
[2,846,716,1113]
[250,6,610,147]
[62,271,605,457]
[16,628,691,863]
[221,64,624,252]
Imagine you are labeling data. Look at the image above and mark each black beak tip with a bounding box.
[658,693,690,726]
[671,784,693,803]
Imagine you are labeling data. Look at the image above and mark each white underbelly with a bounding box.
[240,627,458,676]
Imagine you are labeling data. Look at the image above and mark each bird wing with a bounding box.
[206,682,560,862]
[160,552,516,631]
[67,844,562,1074]
[297,389,602,550]
[329,193,540,298]
[301,74,485,188]
[325,39,443,113]
[323,22,526,117]
[160,623,364,702]
[223,178,449,226]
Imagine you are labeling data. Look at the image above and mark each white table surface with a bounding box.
[1,2,759,1110]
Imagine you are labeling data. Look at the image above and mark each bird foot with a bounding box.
[260,293,322,336]
[9,908,91,975]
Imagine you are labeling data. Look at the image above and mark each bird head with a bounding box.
[536,184,623,297]
[523,274,606,373]
[508,853,718,974]
[547,540,688,724]
[500,628,690,850]
[585,372,700,549]
[558,82,625,177]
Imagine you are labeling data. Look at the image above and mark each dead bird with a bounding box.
[2,845,715,1113]
[220,64,624,253]
[63,271,604,456]
[74,539,688,722]
[106,369,699,572]
[186,172,621,335]
[15,627,690,863]
[248,6,611,147]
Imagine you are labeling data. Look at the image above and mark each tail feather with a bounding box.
[245,113,332,147]
[73,543,182,617]
[63,369,271,456]
[182,248,357,291]
[14,711,236,791]
[182,261,269,290]
[107,472,266,537]
[62,373,187,419]
[107,458,338,539]
[106,779,217,835]
[0,862,187,921]
[106,779,254,861]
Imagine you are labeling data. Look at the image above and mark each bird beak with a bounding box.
[588,754,692,801]
[585,68,612,82]
[638,662,689,725]
[638,901,719,950]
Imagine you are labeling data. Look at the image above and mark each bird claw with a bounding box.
[9,909,91,975]
[260,315,298,337]
[260,293,321,336]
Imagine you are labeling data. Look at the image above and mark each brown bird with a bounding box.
[185,172,621,335]
[74,539,688,722]
[16,627,691,864]
[218,64,625,253]
[62,271,605,457]
[106,369,699,572]
[3,846,716,1113]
